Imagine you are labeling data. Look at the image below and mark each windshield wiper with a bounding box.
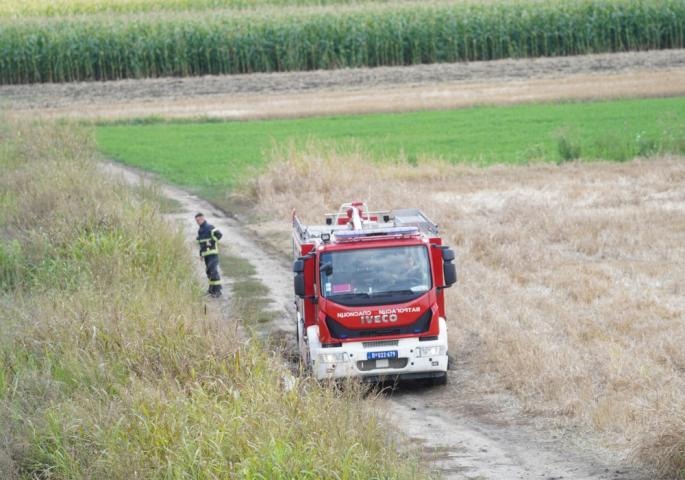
[329,292,370,299]
[370,290,416,297]
[329,290,422,301]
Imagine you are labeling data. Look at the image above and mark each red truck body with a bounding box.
[292,202,456,382]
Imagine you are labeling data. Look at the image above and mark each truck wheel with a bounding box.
[431,372,448,386]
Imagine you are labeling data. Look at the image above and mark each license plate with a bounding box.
[367,350,398,360]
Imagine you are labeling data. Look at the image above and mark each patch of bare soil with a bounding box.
[3,49,685,120]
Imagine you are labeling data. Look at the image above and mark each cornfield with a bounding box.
[0,0,397,17]
[1,0,684,84]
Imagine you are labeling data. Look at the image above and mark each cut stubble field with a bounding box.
[247,146,685,477]
[5,49,685,122]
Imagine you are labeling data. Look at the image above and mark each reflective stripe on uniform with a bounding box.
[202,249,218,256]
[198,238,212,243]
[211,228,220,242]
[208,280,222,286]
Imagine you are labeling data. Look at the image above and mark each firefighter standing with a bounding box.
[195,213,223,297]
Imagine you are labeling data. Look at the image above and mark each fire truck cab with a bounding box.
[292,202,457,383]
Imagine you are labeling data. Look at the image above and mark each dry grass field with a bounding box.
[246,144,685,477]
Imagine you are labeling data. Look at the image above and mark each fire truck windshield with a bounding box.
[320,245,432,306]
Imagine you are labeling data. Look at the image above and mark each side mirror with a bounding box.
[293,259,306,297]
[293,259,305,273]
[442,248,455,263]
[442,248,457,288]
[294,272,306,298]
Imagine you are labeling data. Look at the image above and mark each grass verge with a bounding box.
[96,96,685,207]
[0,120,425,479]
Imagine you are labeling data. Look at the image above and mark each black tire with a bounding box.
[431,372,448,386]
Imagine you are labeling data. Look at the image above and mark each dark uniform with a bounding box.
[197,220,223,296]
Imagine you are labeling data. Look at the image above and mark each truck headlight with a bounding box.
[318,352,350,363]
[417,346,444,357]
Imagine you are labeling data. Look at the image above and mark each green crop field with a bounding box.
[2,0,684,84]
[96,96,685,200]
[0,0,396,16]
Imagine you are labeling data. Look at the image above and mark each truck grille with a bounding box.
[326,310,432,339]
[362,340,399,348]
[357,358,408,371]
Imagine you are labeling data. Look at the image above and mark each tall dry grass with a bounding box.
[0,124,425,479]
[248,142,685,478]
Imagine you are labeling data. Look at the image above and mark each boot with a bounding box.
[209,285,222,298]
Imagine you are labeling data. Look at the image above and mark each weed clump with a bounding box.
[555,127,582,163]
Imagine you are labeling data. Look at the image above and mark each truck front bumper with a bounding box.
[308,318,449,381]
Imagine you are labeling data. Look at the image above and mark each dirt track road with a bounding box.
[101,162,293,335]
[103,161,651,480]
[4,49,685,121]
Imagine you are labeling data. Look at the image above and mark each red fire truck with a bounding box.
[292,202,457,384]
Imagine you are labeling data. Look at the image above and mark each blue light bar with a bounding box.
[334,226,419,240]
